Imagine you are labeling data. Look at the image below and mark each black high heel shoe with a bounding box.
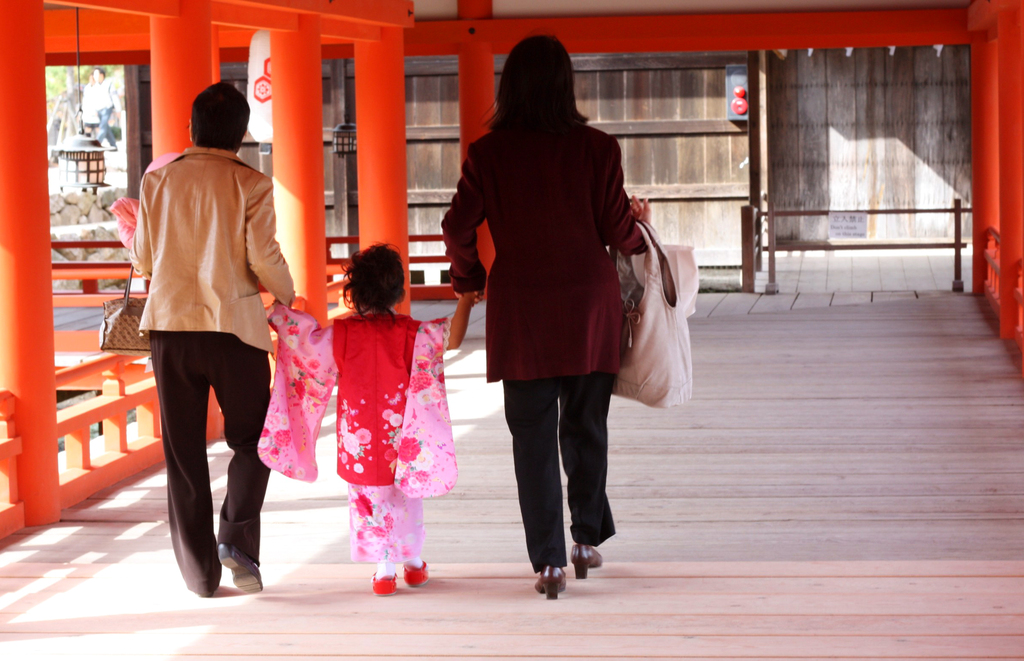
[534,566,566,599]
[571,544,603,580]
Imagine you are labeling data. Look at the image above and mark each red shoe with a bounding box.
[372,575,397,596]
[404,562,429,588]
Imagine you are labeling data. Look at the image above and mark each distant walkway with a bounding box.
[756,249,971,294]
[8,293,1023,658]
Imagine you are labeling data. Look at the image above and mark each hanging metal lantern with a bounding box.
[332,121,357,155]
[56,7,107,191]
[56,132,108,191]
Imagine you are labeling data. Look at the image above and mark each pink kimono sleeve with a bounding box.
[394,318,458,498]
[258,303,339,482]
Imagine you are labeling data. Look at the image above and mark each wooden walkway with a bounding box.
[7,294,1024,658]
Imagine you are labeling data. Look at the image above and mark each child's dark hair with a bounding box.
[342,244,406,316]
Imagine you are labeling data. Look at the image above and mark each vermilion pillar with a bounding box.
[150,0,213,156]
[998,10,1023,339]
[0,2,60,525]
[458,0,496,273]
[211,25,221,83]
[973,34,1000,295]
[271,15,329,326]
[355,27,411,314]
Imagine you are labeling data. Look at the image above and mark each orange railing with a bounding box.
[54,354,165,509]
[0,390,23,538]
[52,234,456,308]
[985,227,1001,316]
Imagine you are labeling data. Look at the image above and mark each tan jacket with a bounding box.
[131,147,295,353]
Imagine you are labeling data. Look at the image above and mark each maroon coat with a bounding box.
[442,125,646,383]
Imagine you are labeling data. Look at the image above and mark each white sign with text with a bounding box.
[828,211,868,239]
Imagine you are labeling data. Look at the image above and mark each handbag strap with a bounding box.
[123,267,134,306]
[637,221,678,308]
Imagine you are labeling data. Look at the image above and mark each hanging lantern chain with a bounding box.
[55,6,108,191]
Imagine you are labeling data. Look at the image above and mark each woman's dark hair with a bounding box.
[342,244,406,317]
[92,67,106,78]
[489,35,587,135]
[190,82,250,152]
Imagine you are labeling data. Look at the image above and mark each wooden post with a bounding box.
[65,428,91,471]
[0,1,60,526]
[973,34,1000,296]
[271,15,329,326]
[0,392,22,526]
[953,198,964,292]
[746,51,762,209]
[150,0,213,157]
[741,205,756,293]
[329,58,349,240]
[125,65,143,199]
[101,364,127,454]
[355,27,411,314]
[998,10,1022,340]
[458,0,496,274]
[137,401,162,440]
[766,201,779,295]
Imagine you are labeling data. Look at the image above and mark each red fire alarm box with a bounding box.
[726,64,749,121]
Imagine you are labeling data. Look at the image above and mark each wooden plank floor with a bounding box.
[755,250,973,294]
[7,293,1024,658]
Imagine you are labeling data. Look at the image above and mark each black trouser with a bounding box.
[96,106,115,147]
[150,331,272,594]
[503,371,617,573]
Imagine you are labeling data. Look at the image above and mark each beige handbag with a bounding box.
[99,269,150,356]
[611,222,698,408]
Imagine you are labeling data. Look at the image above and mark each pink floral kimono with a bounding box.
[259,304,457,564]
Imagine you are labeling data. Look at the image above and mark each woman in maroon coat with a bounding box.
[442,35,649,599]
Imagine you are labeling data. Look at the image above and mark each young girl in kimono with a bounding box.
[335,244,479,595]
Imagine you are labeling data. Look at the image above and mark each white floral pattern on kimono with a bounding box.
[258,304,338,482]
[348,484,424,563]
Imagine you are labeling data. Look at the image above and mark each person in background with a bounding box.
[130,82,295,598]
[81,67,121,149]
[442,34,649,599]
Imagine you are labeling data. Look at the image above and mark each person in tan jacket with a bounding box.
[131,82,294,598]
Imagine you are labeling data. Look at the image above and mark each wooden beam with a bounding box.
[215,0,413,28]
[339,182,749,208]
[45,0,179,17]
[405,9,972,55]
[321,18,381,42]
[968,0,1001,32]
[398,119,744,142]
[211,1,297,30]
[44,8,149,52]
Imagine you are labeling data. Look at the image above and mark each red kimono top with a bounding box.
[441,125,646,383]
[333,314,420,486]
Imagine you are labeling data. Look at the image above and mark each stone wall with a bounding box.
[50,187,130,290]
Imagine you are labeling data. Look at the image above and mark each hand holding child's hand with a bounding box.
[459,290,485,306]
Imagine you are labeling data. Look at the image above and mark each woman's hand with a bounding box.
[461,290,485,305]
[630,196,652,224]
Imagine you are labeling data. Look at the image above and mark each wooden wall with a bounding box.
[398,52,751,266]
[129,51,750,268]
[767,46,971,241]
